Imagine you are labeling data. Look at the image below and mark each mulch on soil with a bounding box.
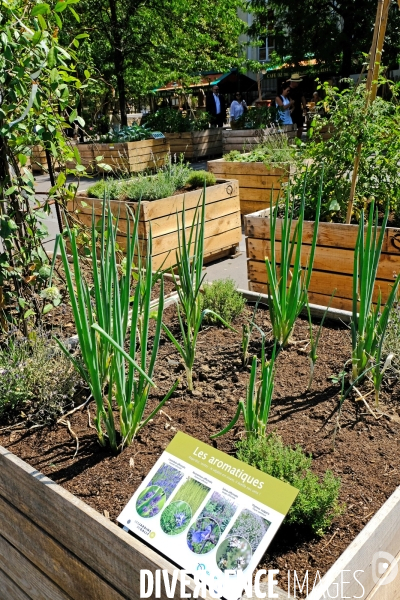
[1,298,400,596]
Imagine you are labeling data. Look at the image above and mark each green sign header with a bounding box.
[167,432,298,515]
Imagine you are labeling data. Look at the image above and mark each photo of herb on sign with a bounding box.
[216,509,271,571]
[136,463,183,518]
[160,477,210,535]
[196,491,237,534]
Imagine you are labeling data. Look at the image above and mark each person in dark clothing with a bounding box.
[206,85,226,128]
[286,74,307,138]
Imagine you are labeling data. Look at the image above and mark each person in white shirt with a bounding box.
[230,92,247,129]
[275,84,294,126]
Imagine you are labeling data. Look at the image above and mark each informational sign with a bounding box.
[151,131,166,139]
[118,432,298,598]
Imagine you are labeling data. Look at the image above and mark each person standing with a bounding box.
[230,92,247,129]
[275,84,294,125]
[206,85,226,128]
[286,73,307,138]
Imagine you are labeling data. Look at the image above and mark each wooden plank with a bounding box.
[308,291,354,312]
[0,567,31,600]
[308,486,400,600]
[73,197,240,239]
[0,496,124,600]
[208,160,288,176]
[0,447,212,600]
[0,534,71,600]
[239,188,282,202]
[164,132,193,140]
[366,549,400,599]
[147,226,242,270]
[241,199,279,216]
[247,238,400,282]
[247,259,394,303]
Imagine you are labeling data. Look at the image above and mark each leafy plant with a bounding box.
[350,202,400,405]
[185,170,216,188]
[56,201,177,450]
[96,123,153,143]
[162,193,233,390]
[0,333,80,424]
[244,105,279,129]
[86,159,194,202]
[266,181,321,347]
[143,108,211,133]
[294,81,400,223]
[211,334,276,440]
[223,129,299,167]
[236,435,344,536]
[201,278,246,325]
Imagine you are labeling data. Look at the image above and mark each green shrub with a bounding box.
[186,170,216,188]
[223,130,299,167]
[86,159,193,202]
[236,434,344,536]
[0,334,80,424]
[143,108,211,133]
[201,279,245,325]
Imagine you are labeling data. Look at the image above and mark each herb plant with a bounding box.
[266,182,321,347]
[211,334,276,440]
[96,124,153,143]
[143,108,211,133]
[201,278,246,325]
[236,435,344,536]
[223,129,299,167]
[350,202,400,405]
[162,194,233,390]
[56,201,177,450]
[185,170,216,188]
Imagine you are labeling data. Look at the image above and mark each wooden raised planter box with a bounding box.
[69,179,241,271]
[208,159,291,216]
[222,124,297,154]
[244,208,400,312]
[1,445,399,599]
[164,129,222,160]
[30,145,60,173]
[76,138,170,173]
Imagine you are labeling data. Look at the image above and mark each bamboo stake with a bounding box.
[345,0,390,224]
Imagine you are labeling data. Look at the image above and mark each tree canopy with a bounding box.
[249,0,400,77]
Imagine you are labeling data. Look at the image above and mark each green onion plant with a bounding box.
[211,332,276,440]
[241,298,261,366]
[351,202,400,405]
[55,201,176,450]
[162,191,233,391]
[266,179,321,347]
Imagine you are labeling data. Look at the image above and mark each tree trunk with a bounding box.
[108,0,127,126]
[340,16,355,78]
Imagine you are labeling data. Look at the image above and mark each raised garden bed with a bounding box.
[244,207,400,312]
[164,129,222,160]
[208,159,292,216]
[69,179,241,270]
[1,300,400,598]
[76,138,169,173]
[30,145,59,173]
[222,125,297,154]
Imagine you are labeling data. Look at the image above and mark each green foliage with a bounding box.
[236,435,344,536]
[350,202,400,405]
[200,278,245,325]
[294,82,400,223]
[243,105,279,129]
[86,160,199,202]
[56,201,177,451]
[266,186,321,347]
[171,478,210,513]
[224,130,299,167]
[211,334,276,440]
[143,108,211,133]
[162,194,234,390]
[0,0,90,330]
[0,333,79,424]
[96,124,153,143]
[185,170,216,188]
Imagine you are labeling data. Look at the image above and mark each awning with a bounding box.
[263,59,332,79]
[153,70,236,93]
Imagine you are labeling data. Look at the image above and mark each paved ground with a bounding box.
[34,161,249,289]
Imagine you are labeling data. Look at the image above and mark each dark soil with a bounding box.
[1,300,400,596]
